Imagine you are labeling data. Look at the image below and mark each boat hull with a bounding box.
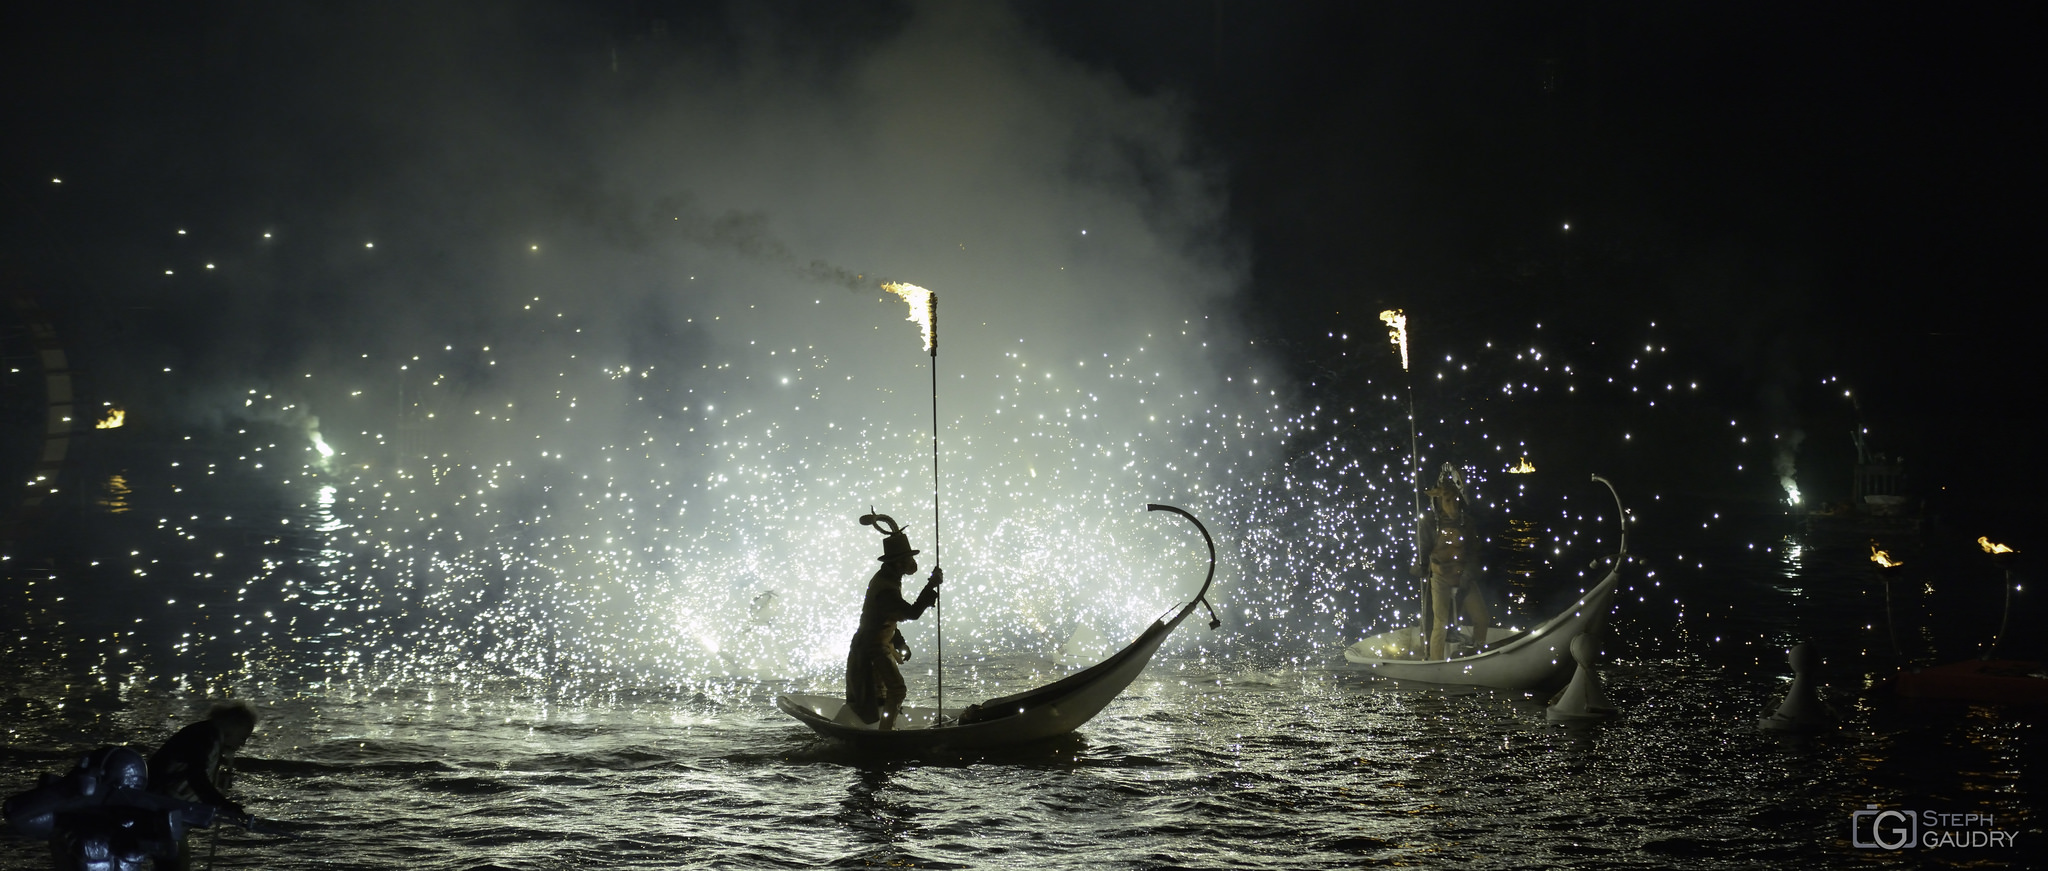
[1342,561,1623,691]
[1893,659,2048,706]
[779,606,1184,751]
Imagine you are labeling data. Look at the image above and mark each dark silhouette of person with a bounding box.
[845,513,943,729]
[148,701,259,869]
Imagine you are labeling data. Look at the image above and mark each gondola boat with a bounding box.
[777,503,1220,751]
[1342,474,1630,692]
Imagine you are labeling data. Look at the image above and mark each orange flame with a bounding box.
[881,283,934,354]
[1870,542,1903,568]
[1507,456,1535,474]
[1378,309,1409,372]
[96,407,125,429]
[1978,536,2017,555]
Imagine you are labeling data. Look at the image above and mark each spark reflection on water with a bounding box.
[0,594,2037,871]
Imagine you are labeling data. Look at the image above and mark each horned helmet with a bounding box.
[860,512,920,563]
[1425,463,1467,514]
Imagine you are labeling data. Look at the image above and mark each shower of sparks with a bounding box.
[2,224,1751,701]
[882,283,935,354]
[1379,309,1409,372]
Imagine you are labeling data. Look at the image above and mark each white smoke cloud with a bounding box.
[114,3,1278,683]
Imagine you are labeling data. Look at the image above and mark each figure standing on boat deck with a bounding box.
[1415,465,1490,659]
[846,513,943,730]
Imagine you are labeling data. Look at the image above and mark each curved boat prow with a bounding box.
[1145,503,1221,629]
[779,503,1221,751]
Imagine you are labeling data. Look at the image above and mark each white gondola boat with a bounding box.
[777,503,1220,752]
[1342,474,1630,692]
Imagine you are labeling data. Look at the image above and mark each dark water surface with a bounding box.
[2,420,2041,870]
[4,520,2041,870]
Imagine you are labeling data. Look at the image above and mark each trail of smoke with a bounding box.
[1775,428,1806,505]
[656,195,889,291]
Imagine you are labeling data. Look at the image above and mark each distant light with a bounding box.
[52,178,62,184]
[1562,222,1570,231]
[365,241,375,248]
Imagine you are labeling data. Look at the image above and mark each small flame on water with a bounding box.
[1870,542,1903,568]
[882,283,934,353]
[96,407,126,429]
[1379,309,1409,372]
[1978,536,2017,555]
[1507,456,1535,474]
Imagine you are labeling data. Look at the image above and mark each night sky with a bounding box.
[4,2,2041,526]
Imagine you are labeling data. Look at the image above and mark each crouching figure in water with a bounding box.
[845,512,943,730]
[3,746,217,870]
[4,701,260,870]
[149,702,259,869]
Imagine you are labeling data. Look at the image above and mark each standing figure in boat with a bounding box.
[1415,465,1491,659]
[845,513,944,730]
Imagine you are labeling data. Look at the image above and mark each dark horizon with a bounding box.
[4,1,2039,531]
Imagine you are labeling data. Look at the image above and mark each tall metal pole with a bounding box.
[1382,309,1429,643]
[1406,382,1423,515]
[1406,379,1430,644]
[927,293,943,718]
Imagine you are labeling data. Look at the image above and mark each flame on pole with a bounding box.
[1870,542,1903,568]
[881,281,944,716]
[1379,309,1409,372]
[1382,307,1430,640]
[883,283,935,357]
[1978,536,2020,654]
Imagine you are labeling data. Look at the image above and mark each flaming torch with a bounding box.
[1380,308,1431,634]
[881,282,944,715]
[1378,309,1420,511]
[1978,537,2019,655]
[882,282,935,356]
[1978,536,2017,557]
[1379,309,1409,374]
[1870,540,1906,660]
